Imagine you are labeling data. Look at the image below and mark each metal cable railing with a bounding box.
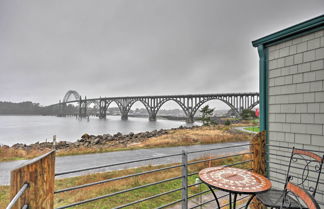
[55,164,183,194]
[55,153,182,176]
[54,143,252,209]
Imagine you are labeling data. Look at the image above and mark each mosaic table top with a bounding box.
[199,166,271,194]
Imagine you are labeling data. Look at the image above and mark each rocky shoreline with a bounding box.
[6,125,200,150]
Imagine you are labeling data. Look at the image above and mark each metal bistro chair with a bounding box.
[256,147,324,209]
[280,176,320,209]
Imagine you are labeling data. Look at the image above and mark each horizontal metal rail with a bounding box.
[266,161,324,180]
[188,189,209,199]
[6,183,29,209]
[21,205,28,209]
[187,143,250,154]
[155,199,183,209]
[268,151,321,163]
[267,159,322,172]
[188,160,253,177]
[55,176,183,209]
[190,195,249,209]
[111,187,183,209]
[55,164,182,193]
[187,152,252,166]
[267,144,324,154]
[55,153,182,176]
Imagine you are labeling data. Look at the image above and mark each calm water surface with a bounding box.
[0,115,199,146]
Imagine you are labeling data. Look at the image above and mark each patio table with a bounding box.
[199,166,271,209]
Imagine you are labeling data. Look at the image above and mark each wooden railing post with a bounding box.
[10,150,56,209]
[251,131,266,175]
[250,131,266,209]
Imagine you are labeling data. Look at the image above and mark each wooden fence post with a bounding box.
[250,131,266,209]
[10,150,56,209]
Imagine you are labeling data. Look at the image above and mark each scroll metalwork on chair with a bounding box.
[256,147,324,209]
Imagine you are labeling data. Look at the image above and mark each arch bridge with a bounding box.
[56,91,259,123]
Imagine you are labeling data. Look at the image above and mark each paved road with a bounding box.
[0,141,249,185]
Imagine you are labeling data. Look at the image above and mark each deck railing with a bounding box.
[6,143,254,209]
[53,143,252,209]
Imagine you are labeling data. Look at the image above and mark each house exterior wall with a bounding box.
[267,29,324,205]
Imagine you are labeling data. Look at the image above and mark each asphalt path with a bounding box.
[0,141,249,185]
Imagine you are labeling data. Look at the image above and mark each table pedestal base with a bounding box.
[208,186,256,209]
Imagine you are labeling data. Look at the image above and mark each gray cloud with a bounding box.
[0,0,323,105]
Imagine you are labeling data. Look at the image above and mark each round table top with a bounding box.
[199,166,271,194]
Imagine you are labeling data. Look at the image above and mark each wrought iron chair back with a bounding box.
[281,177,320,209]
[285,147,324,198]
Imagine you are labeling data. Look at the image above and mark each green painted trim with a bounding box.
[265,25,324,47]
[265,47,270,178]
[252,14,324,47]
[257,44,270,177]
[258,45,267,132]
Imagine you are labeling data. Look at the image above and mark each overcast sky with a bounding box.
[0,0,323,105]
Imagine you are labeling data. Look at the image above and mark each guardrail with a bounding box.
[7,135,266,209]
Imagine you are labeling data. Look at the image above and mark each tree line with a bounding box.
[0,101,55,115]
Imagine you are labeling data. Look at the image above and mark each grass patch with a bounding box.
[244,126,260,132]
[0,186,9,208]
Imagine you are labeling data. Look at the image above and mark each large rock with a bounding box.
[81,133,90,139]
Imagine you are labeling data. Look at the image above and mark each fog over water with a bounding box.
[0,115,199,146]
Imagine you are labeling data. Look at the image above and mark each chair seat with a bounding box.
[256,188,306,209]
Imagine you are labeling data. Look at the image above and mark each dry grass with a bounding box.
[0,125,253,162]
[0,146,50,162]
[131,125,251,149]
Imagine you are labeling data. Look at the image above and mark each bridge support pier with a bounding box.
[186,114,194,123]
[79,97,87,118]
[121,113,128,120]
[58,102,66,117]
[149,112,157,121]
[99,99,107,119]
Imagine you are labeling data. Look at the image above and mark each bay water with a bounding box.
[0,115,199,146]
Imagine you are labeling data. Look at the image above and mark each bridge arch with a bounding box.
[126,100,151,115]
[106,100,123,115]
[191,97,240,118]
[155,98,188,116]
[63,90,81,103]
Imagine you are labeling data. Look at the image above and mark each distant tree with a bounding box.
[200,105,214,126]
[224,120,231,126]
[240,109,256,120]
